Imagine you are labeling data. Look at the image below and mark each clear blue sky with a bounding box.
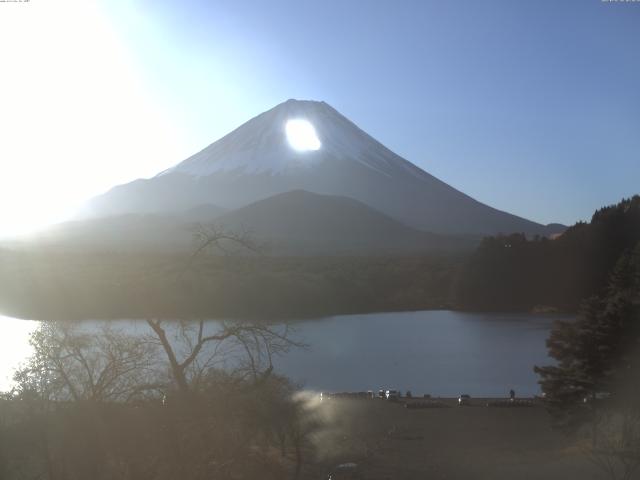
[101,0,639,226]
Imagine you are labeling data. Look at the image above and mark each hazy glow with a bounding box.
[285,119,321,151]
[0,1,185,237]
[0,317,38,391]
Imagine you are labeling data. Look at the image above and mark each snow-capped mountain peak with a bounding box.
[160,99,409,178]
[86,99,561,237]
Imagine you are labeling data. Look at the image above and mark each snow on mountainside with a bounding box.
[159,99,420,178]
[85,99,564,237]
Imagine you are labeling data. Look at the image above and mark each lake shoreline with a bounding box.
[1,311,561,396]
[0,305,575,323]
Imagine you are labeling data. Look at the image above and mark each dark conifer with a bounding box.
[534,243,640,434]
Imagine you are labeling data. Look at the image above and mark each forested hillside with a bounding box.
[454,196,640,311]
[0,251,461,321]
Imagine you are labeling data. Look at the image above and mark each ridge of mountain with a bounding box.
[84,99,564,237]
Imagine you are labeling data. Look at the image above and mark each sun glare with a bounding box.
[0,317,38,391]
[285,119,321,151]
[0,1,183,237]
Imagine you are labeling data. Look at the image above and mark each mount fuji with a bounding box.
[85,99,562,237]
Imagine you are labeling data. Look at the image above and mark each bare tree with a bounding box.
[2,225,309,480]
[14,322,160,403]
[188,223,261,268]
[143,222,301,396]
[145,319,301,395]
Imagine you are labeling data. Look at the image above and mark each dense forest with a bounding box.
[1,196,638,321]
[0,250,462,321]
[453,196,640,312]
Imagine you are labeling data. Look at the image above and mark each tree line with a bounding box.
[453,196,640,312]
[0,249,462,321]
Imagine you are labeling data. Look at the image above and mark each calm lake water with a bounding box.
[0,310,563,396]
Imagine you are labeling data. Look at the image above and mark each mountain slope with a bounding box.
[213,190,476,254]
[85,99,563,236]
[32,213,198,251]
[34,190,475,254]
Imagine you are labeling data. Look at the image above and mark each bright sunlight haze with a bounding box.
[285,119,321,152]
[0,1,185,237]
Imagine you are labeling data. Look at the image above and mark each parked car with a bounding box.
[385,389,400,401]
[458,394,471,406]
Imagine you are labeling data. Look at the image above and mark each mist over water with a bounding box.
[0,311,562,396]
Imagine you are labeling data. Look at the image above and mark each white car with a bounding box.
[385,389,400,400]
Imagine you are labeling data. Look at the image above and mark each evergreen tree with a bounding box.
[534,243,640,435]
[455,195,640,311]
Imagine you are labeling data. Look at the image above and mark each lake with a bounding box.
[0,310,563,396]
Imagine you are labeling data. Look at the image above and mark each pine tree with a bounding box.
[534,243,640,435]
